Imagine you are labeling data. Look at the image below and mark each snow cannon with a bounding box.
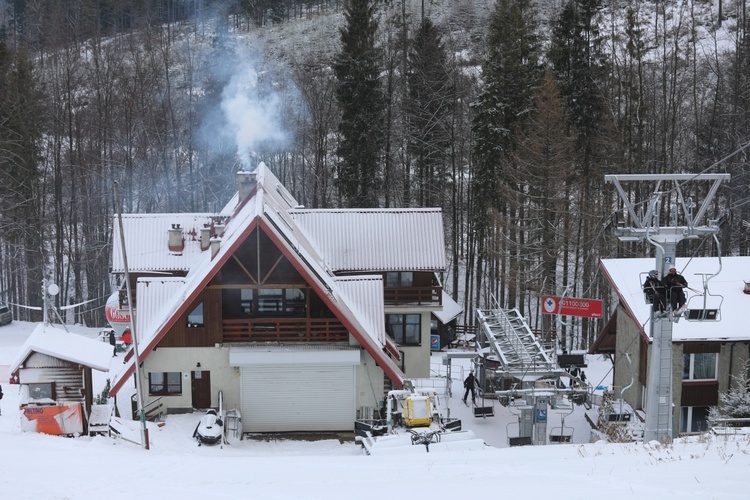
[105,292,131,336]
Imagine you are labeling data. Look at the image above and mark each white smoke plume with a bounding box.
[220,63,289,169]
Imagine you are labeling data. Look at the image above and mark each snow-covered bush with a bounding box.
[708,364,750,428]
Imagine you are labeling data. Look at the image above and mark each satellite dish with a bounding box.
[47,283,60,296]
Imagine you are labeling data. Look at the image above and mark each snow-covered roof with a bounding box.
[289,209,446,272]
[135,277,188,343]
[433,291,463,324]
[334,276,386,345]
[111,213,217,273]
[110,163,406,395]
[9,323,113,375]
[600,256,750,342]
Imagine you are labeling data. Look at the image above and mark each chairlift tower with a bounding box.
[604,174,730,443]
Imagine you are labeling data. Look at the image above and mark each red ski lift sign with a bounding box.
[542,296,603,318]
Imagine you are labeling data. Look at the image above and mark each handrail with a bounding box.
[222,317,348,343]
[132,394,164,421]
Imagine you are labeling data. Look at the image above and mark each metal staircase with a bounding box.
[476,306,554,381]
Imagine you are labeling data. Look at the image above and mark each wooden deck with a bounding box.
[222,318,349,342]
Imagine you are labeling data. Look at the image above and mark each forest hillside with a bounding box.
[0,0,747,349]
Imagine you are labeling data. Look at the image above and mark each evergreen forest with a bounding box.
[0,0,748,349]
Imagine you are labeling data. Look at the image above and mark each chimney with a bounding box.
[214,223,225,238]
[237,171,257,202]
[210,236,221,259]
[200,224,211,251]
[168,224,184,253]
[744,281,750,295]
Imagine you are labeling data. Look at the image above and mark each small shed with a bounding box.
[9,324,113,436]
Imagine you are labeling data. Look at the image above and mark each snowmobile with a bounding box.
[193,408,223,446]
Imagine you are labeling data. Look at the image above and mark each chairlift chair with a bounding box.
[473,400,495,418]
[549,425,573,443]
[684,273,723,322]
[506,421,532,447]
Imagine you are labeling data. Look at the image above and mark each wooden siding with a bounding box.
[681,381,719,406]
[156,288,223,348]
[680,342,721,354]
[19,361,89,409]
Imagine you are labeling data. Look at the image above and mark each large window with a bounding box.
[680,406,710,434]
[386,314,421,345]
[149,372,182,395]
[683,353,718,380]
[385,272,414,287]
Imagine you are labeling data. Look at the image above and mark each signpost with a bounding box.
[541,296,602,318]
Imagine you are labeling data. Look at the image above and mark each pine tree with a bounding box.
[333,0,385,208]
[548,0,607,171]
[407,17,453,208]
[470,0,541,308]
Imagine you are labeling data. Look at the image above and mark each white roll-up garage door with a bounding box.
[231,348,359,433]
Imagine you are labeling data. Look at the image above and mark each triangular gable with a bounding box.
[256,216,405,384]
[10,323,113,377]
[111,164,405,395]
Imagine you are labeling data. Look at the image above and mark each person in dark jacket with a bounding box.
[643,270,666,313]
[463,369,476,405]
[109,330,117,356]
[663,265,688,313]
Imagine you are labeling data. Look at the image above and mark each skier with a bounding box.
[663,265,688,315]
[109,330,117,357]
[643,270,666,314]
[462,369,476,405]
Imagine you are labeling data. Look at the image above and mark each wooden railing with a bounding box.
[384,286,442,305]
[454,324,477,336]
[222,317,349,343]
[132,395,164,422]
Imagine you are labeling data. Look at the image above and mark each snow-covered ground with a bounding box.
[1,321,748,499]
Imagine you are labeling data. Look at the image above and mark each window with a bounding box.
[223,288,306,318]
[240,289,254,315]
[683,353,717,380]
[29,382,55,401]
[149,372,182,395]
[680,406,710,434]
[386,314,421,345]
[385,272,414,287]
[258,288,283,313]
[187,302,204,328]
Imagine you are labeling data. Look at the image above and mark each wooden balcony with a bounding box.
[384,286,442,306]
[222,317,349,343]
